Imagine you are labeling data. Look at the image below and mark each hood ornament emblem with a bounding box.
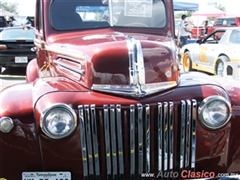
[126,36,146,97]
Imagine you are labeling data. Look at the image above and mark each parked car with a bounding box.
[0,27,36,72]
[1,0,240,180]
[181,27,240,76]
[191,20,215,38]
[213,16,240,28]
[0,16,7,27]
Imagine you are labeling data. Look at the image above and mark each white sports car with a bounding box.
[180,27,240,76]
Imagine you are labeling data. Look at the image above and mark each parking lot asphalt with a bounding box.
[0,67,26,91]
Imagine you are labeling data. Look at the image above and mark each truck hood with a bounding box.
[42,31,179,97]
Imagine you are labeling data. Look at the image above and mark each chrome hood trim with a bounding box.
[91,36,177,97]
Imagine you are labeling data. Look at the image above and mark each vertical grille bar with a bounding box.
[130,105,135,175]
[90,105,100,176]
[103,105,111,175]
[78,105,88,177]
[78,100,196,179]
[157,103,163,171]
[191,100,197,170]
[145,104,150,173]
[180,100,186,169]
[137,104,143,174]
[84,105,94,175]
[169,102,174,170]
[185,100,192,168]
[110,105,117,176]
[116,105,124,175]
[163,102,168,171]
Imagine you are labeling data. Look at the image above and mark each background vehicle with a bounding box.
[0,16,7,27]
[181,27,240,76]
[191,20,215,38]
[213,16,240,28]
[0,27,36,73]
[1,0,240,180]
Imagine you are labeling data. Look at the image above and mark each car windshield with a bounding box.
[50,0,167,31]
[0,28,35,40]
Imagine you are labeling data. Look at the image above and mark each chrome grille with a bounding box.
[78,100,197,179]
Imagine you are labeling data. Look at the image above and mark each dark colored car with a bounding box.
[0,27,36,72]
[0,0,240,180]
[0,16,7,27]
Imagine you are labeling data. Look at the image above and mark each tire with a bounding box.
[215,56,229,76]
[182,51,193,72]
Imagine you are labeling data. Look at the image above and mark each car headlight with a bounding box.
[198,96,232,130]
[40,104,77,139]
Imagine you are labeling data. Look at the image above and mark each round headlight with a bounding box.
[40,104,77,139]
[198,96,232,130]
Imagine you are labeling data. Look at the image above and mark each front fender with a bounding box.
[212,77,240,173]
[0,83,41,180]
[0,82,33,118]
[26,58,39,83]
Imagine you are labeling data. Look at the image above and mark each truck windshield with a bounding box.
[50,0,167,30]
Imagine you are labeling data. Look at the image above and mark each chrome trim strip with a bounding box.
[90,105,100,176]
[127,37,145,85]
[157,103,163,171]
[116,104,124,175]
[180,100,186,169]
[130,105,135,175]
[145,104,150,173]
[84,105,94,175]
[191,100,197,170]
[169,102,174,170]
[110,105,117,175]
[103,105,112,175]
[185,100,191,168]
[137,104,143,174]
[78,105,88,177]
[126,37,146,97]
[54,60,85,75]
[163,102,168,171]
[91,81,177,98]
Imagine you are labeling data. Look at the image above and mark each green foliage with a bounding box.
[215,4,226,12]
[0,1,19,14]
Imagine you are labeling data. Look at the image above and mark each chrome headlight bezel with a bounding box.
[40,103,77,139]
[198,95,232,130]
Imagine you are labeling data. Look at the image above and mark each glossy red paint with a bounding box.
[26,58,39,82]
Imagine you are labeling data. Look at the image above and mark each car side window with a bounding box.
[204,31,224,44]
[229,30,240,44]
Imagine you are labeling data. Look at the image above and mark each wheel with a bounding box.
[182,51,193,72]
[215,56,229,76]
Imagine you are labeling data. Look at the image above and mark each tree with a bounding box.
[215,4,226,12]
[0,1,19,14]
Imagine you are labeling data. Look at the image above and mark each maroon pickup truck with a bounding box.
[1,0,240,180]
